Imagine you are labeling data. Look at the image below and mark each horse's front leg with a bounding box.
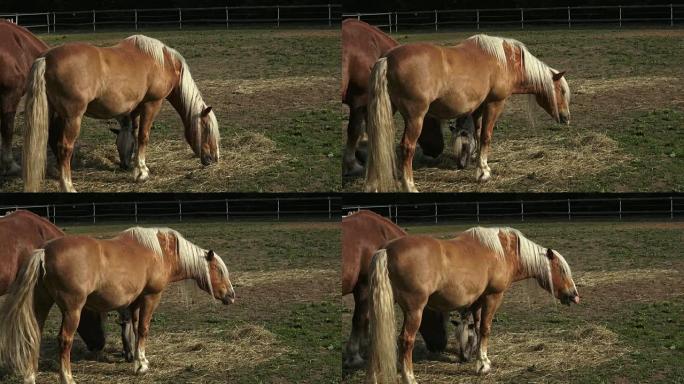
[399,112,426,193]
[345,283,369,368]
[119,309,136,362]
[57,115,83,192]
[476,101,505,182]
[343,105,366,177]
[399,306,424,384]
[134,294,161,374]
[132,101,162,183]
[476,293,503,374]
[0,109,21,175]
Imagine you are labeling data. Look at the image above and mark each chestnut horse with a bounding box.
[342,210,477,368]
[366,227,579,383]
[0,226,235,384]
[0,20,48,175]
[23,34,220,192]
[0,209,137,358]
[341,19,447,177]
[364,34,571,192]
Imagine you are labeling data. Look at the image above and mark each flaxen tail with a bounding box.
[366,249,397,383]
[364,57,397,192]
[0,249,45,378]
[23,57,49,192]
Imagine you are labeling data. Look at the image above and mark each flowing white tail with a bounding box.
[366,249,397,383]
[364,57,397,192]
[0,249,45,380]
[23,57,49,192]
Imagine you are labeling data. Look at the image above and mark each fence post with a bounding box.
[277,198,280,220]
[46,206,50,222]
[671,4,674,27]
[567,199,571,221]
[434,9,438,31]
[134,202,138,223]
[395,205,399,224]
[225,199,229,221]
[434,202,438,224]
[520,8,524,29]
[568,6,571,28]
[277,6,280,28]
[388,13,392,32]
[178,8,182,30]
[476,201,480,223]
[619,6,622,28]
[394,12,398,32]
[619,198,622,220]
[520,201,524,222]
[178,201,182,222]
[328,197,332,220]
[15,13,19,25]
[328,4,332,27]
[134,9,138,30]
[92,10,96,32]
[92,203,96,224]
[52,12,56,33]
[46,13,50,33]
[476,9,480,30]
[670,196,674,219]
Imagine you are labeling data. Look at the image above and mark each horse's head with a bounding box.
[110,127,137,170]
[198,106,220,166]
[534,70,571,125]
[449,116,477,169]
[205,249,235,305]
[546,248,580,305]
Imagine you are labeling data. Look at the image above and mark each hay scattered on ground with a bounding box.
[576,268,679,288]
[200,76,329,95]
[573,76,677,96]
[234,268,336,288]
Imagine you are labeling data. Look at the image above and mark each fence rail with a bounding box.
[0,196,340,224]
[343,196,683,224]
[343,4,682,32]
[1,4,341,33]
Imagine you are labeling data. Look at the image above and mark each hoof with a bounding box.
[343,355,365,369]
[124,351,135,363]
[133,169,150,183]
[0,161,20,176]
[343,162,365,178]
[476,168,491,182]
[135,362,149,375]
[476,360,491,375]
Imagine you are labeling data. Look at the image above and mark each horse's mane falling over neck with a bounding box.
[467,34,569,118]
[122,227,228,296]
[463,227,572,294]
[124,35,220,155]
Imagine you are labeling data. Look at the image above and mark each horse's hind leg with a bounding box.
[0,108,21,175]
[119,309,135,362]
[399,111,426,193]
[56,115,83,192]
[476,293,503,375]
[134,294,161,374]
[476,101,504,183]
[132,101,162,183]
[343,105,366,177]
[58,304,85,384]
[345,283,369,368]
[399,307,424,384]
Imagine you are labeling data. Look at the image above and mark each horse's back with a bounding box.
[342,211,405,294]
[0,22,47,92]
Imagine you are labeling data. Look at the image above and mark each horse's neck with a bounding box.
[166,88,196,147]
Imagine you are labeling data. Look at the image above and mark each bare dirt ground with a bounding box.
[342,29,684,192]
[342,221,684,383]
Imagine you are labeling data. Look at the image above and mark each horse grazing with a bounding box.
[366,227,579,383]
[364,34,571,192]
[342,19,447,177]
[22,34,220,192]
[0,20,48,175]
[0,226,235,384]
[342,210,476,368]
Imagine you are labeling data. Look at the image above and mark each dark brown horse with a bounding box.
[366,227,579,383]
[341,19,446,177]
[342,210,475,368]
[0,20,48,175]
[23,34,220,192]
[0,210,120,354]
[0,226,235,384]
[364,34,570,192]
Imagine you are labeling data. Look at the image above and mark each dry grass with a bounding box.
[234,268,336,288]
[575,268,680,288]
[200,76,330,95]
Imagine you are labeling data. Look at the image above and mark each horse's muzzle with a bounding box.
[201,154,217,166]
[559,114,570,125]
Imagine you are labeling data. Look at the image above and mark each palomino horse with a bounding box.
[342,19,448,176]
[0,209,136,358]
[0,20,48,175]
[342,210,477,368]
[0,226,235,384]
[364,34,571,192]
[23,34,220,192]
[366,227,579,383]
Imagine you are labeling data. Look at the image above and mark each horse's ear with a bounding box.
[206,250,215,261]
[110,128,120,135]
[201,106,213,118]
[546,248,555,260]
[552,71,566,81]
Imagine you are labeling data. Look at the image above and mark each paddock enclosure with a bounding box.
[343,28,684,192]
[0,220,340,384]
[342,220,684,383]
[0,28,341,192]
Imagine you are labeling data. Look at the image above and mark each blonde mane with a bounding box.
[468,34,569,119]
[122,227,228,296]
[125,35,220,157]
[463,227,573,293]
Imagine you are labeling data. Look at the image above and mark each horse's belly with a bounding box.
[85,96,138,119]
[428,96,478,120]
[428,287,480,312]
[85,285,142,312]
